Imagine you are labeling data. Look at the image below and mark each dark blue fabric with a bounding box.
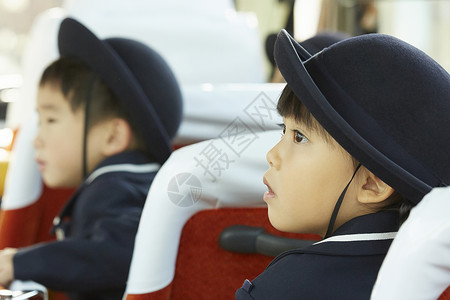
[236,211,399,300]
[13,151,156,300]
[300,32,350,57]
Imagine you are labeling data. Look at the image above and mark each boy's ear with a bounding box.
[357,170,394,204]
[101,118,133,156]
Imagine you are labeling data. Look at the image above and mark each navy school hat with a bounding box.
[299,31,351,57]
[266,31,350,67]
[274,29,450,204]
[58,18,183,165]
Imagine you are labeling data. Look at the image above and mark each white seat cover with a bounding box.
[371,187,450,299]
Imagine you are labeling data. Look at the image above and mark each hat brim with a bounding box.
[274,29,431,203]
[58,18,171,164]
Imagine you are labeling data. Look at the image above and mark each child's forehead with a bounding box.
[37,84,72,111]
[38,83,63,97]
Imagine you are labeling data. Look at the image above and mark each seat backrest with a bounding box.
[371,186,450,300]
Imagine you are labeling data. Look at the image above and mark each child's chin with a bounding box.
[43,178,70,189]
[43,179,61,188]
[267,209,286,231]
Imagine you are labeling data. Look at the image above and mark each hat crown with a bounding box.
[105,38,182,140]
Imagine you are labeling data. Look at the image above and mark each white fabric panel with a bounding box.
[63,0,236,17]
[371,187,450,299]
[65,0,264,84]
[176,83,284,144]
[66,10,265,85]
[125,130,280,295]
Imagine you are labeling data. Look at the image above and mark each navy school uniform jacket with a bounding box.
[236,210,399,300]
[13,151,159,300]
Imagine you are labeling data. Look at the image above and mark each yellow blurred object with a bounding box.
[0,128,14,197]
[0,149,10,196]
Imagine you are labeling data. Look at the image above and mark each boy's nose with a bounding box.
[266,142,281,169]
[33,134,43,149]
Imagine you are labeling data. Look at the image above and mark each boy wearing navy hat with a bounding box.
[236,30,450,299]
[0,18,182,299]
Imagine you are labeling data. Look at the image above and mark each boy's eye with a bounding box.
[293,130,309,144]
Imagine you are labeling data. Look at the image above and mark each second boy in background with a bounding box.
[0,18,182,300]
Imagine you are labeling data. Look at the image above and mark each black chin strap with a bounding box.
[82,74,96,179]
[324,163,362,239]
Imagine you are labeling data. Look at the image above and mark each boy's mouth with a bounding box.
[263,176,275,201]
[35,158,46,172]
